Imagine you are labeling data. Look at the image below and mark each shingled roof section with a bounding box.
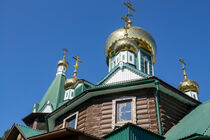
[37,74,66,112]
[165,100,210,140]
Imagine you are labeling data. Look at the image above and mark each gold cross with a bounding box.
[123,1,136,26]
[73,56,82,77]
[63,48,68,60]
[179,57,188,80]
[121,15,129,37]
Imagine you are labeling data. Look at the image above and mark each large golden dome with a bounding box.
[178,78,199,93]
[105,26,157,63]
[114,38,138,55]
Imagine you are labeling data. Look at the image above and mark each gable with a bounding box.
[42,104,53,113]
[5,124,44,140]
[102,67,144,85]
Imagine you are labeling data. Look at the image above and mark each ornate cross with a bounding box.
[121,15,129,37]
[123,1,136,26]
[73,56,82,77]
[179,57,187,80]
[63,48,68,60]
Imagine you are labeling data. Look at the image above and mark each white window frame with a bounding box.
[64,89,75,100]
[112,97,136,129]
[62,112,79,129]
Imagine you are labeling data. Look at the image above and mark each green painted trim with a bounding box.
[186,135,210,140]
[155,80,162,135]
[45,114,49,133]
[91,79,155,92]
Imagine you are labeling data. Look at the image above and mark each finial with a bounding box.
[63,48,68,60]
[73,56,82,78]
[121,15,129,37]
[57,48,69,68]
[123,1,136,27]
[179,57,188,80]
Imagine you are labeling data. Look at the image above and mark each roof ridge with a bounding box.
[15,123,45,133]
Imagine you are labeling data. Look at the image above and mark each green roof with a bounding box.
[165,100,210,140]
[16,124,44,138]
[37,74,66,112]
[103,123,164,140]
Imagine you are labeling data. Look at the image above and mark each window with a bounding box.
[122,55,125,60]
[112,97,136,129]
[63,112,78,129]
[116,100,132,123]
[144,59,149,74]
[130,55,132,61]
[67,116,76,128]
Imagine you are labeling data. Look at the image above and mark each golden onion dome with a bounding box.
[64,76,78,90]
[178,78,199,93]
[114,38,138,54]
[105,26,156,63]
[57,59,69,68]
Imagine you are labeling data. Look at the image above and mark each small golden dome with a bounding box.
[57,59,69,68]
[178,78,199,93]
[114,38,138,54]
[64,76,78,90]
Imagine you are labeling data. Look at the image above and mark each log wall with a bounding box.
[159,92,193,134]
[54,88,194,137]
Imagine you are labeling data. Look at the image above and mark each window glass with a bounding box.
[67,116,76,128]
[122,55,125,60]
[144,60,148,74]
[130,55,132,61]
[117,101,131,122]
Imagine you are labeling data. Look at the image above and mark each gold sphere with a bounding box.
[178,78,199,93]
[57,59,69,68]
[64,76,78,90]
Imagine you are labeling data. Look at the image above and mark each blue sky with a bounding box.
[1,0,210,136]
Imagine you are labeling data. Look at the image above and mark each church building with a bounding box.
[5,1,210,140]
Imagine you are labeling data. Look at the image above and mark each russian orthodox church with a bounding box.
[5,1,209,140]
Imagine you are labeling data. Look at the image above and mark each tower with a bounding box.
[22,49,68,130]
[99,2,157,85]
[178,57,199,100]
[64,56,82,100]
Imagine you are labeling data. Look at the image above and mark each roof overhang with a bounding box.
[47,77,200,131]
[22,113,48,126]
[28,128,102,140]
[5,124,27,140]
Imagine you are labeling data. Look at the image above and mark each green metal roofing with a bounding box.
[37,74,66,112]
[165,100,210,140]
[103,123,164,140]
[16,124,44,138]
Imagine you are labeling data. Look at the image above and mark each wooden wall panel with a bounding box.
[136,95,158,134]
[54,89,162,137]
[159,92,193,134]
